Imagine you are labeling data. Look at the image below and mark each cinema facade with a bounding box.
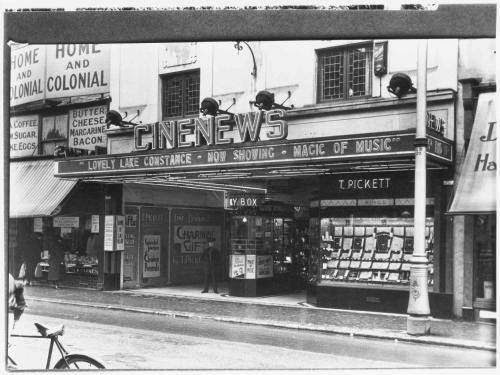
[9,40,496,320]
[52,89,456,317]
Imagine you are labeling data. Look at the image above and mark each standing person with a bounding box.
[48,235,64,289]
[201,240,220,293]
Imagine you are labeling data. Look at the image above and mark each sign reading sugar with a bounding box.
[10,115,39,158]
[68,105,108,150]
[46,44,110,99]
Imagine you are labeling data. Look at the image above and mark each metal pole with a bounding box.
[407,39,431,335]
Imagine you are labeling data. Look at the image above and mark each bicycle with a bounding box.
[9,322,105,370]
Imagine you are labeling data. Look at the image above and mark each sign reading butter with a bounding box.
[10,114,39,158]
[10,45,45,106]
[68,105,108,150]
[46,44,109,99]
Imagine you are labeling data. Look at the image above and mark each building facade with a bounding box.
[9,39,496,320]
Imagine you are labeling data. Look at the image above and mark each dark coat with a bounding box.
[201,246,220,267]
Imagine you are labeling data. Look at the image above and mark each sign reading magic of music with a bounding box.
[55,131,452,177]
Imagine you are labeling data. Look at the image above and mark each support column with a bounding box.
[407,39,431,335]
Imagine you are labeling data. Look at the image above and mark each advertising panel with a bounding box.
[45,44,110,99]
[123,207,139,284]
[171,209,223,284]
[140,207,169,281]
[143,234,161,278]
[104,215,114,251]
[245,254,256,279]
[53,216,80,228]
[256,255,274,279]
[230,255,246,279]
[10,115,39,158]
[10,44,45,106]
[68,105,108,151]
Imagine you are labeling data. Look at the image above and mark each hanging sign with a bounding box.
[143,234,161,278]
[10,115,39,158]
[53,216,80,228]
[104,215,114,251]
[33,217,43,233]
[91,215,100,233]
[449,92,496,213]
[224,192,265,210]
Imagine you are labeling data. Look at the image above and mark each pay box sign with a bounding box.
[224,193,264,210]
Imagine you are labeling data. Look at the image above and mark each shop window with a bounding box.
[474,214,496,300]
[317,44,373,102]
[41,114,68,155]
[161,70,200,119]
[317,216,435,287]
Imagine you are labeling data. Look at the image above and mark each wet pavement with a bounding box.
[23,284,497,351]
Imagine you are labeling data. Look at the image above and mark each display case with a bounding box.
[317,217,434,289]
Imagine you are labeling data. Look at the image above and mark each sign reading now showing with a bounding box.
[9,44,110,106]
[10,114,39,158]
[68,105,108,150]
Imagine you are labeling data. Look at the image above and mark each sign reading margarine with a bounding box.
[46,44,110,99]
[68,105,108,150]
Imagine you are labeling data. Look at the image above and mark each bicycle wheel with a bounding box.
[54,354,105,369]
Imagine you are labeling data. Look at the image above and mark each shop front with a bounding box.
[54,93,456,315]
[448,91,497,320]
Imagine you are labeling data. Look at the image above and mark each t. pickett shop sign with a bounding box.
[55,130,453,177]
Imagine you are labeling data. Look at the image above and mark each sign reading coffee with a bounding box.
[10,115,39,158]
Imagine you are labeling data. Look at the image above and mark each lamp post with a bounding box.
[407,39,431,335]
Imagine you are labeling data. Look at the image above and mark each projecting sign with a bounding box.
[55,131,453,177]
[10,114,39,158]
[53,216,80,228]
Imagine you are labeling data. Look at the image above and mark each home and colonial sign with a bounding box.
[46,44,110,99]
[10,44,110,106]
[10,44,45,106]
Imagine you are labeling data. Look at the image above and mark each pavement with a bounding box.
[22,283,497,352]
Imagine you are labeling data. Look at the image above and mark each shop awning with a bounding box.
[448,92,497,214]
[9,159,78,218]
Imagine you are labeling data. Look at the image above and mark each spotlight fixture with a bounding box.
[253,90,292,111]
[105,110,138,128]
[200,97,235,117]
[387,73,417,98]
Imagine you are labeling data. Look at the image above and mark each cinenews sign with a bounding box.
[55,131,453,177]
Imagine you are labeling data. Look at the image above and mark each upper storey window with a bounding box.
[317,44,373,102]
[161,70,200,119]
